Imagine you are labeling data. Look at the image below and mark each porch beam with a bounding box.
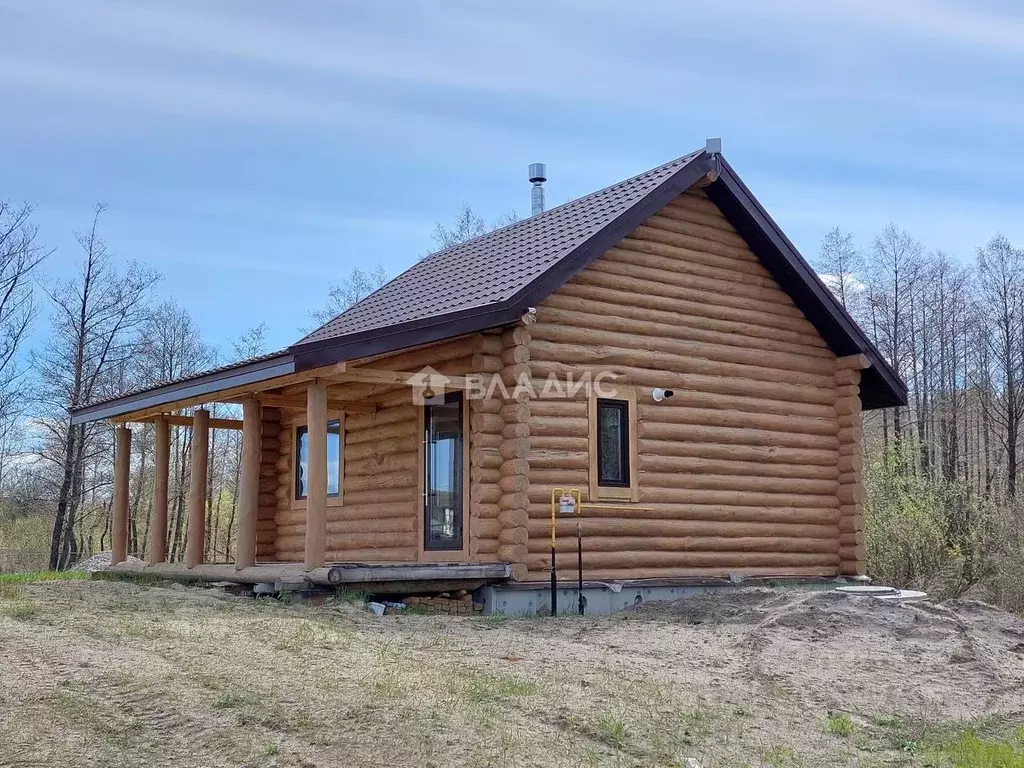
[111,426,131,566]
[148,416,169,564]
[324,369,473,389]
[128,414,245,430]
[236,393,376,413]
[304,381,328,569]
[186,409,210,569]
[235,399,261,569]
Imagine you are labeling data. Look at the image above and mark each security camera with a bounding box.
[652,388,674,402]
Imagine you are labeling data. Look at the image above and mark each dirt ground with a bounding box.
[2,580,1024,767]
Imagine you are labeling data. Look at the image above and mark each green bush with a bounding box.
[864,440,991,599]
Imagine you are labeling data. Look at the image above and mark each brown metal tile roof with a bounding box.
[69,143,908,423]
[295,149,705,347]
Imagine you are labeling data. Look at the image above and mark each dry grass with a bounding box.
[1,580,1023,767]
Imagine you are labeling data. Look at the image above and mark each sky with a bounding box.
[2,0,1023,355]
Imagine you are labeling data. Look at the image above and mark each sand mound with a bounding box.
[625,586,1024,646]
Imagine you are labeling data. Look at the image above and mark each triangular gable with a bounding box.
[291,149,905,409]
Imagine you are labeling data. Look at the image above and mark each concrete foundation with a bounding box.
[477,577,848,616]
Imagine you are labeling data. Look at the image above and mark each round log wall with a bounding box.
[271,333,504,564]
[524,189,846,581]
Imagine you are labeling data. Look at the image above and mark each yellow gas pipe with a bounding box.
[548,488,651,615]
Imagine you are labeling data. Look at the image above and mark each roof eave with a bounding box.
[68,353,297,425]
[703,158,908,410]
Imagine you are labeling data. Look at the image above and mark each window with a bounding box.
[423,392,464,551]
[597,399,630,487]
[295,420,342,500]
[588,385,638,501]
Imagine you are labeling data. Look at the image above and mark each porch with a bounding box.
[105,560,512,594]
[87,334,516,584]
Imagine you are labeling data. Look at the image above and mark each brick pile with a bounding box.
[402,590,484,615]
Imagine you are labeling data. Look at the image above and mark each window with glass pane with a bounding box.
[424,392,463,551]
[295,420,341,500]
[597,399,629,487]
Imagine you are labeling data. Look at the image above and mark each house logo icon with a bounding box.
[406,366,451,405]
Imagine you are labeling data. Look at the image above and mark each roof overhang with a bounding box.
[69,353,296,425]
[703,157,907,409]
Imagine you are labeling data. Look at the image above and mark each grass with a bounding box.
[826,712,855,737]
[762,745,798,767]
[864,713,1024,766]
[2,600,38,619]
[463,674,538,704]
[594,713,630,750]
[0,570,89,585]
[212,693,249,709]
[5,578,1023,768]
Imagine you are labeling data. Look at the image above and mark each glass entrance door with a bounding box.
[424,392,463,551]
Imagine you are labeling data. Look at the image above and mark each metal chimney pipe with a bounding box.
[528,162,546,216]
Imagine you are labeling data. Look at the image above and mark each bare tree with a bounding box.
[429,204,518,253]
[310,265,389,327]
[975,234,1024,498]
[0,202,49,484]
[35,205,160,569]
[232,322,269,361]
[866,224,923,444]
[816,227,864,313]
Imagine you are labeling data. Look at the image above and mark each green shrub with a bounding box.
[864,440,991,598]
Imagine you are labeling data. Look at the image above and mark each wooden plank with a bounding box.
[105,560,511,586]
[326,369,472,389]
[244,393,376,413]
[186,409,210,568]
[147,414,243,430]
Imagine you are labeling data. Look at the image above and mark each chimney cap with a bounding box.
[528,162,547,183]
[705,138,722,155]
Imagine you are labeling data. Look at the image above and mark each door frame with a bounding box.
[416,391,471,562]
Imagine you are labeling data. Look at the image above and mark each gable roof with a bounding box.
[297,149,706,349]
[70,145,905,424]
[290,147,904,409]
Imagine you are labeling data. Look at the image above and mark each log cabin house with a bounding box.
[70,141,906,606]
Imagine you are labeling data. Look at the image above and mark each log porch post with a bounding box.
[304,380,328,570]
[111,425,131,566]
[186,408,210,569]
[148,415,169,564]
[235,399,262,569]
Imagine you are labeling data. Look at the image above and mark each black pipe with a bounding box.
[577,516,584,616]
[550,545,557,616]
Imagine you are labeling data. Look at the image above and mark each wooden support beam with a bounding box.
[325,369,473,389]
[304,382,328,570]
[235,400,261,569]
[148,416,169,564]
[128,414,244,430]
[239,393,376,413]
[186,409,210,569]
[111,426,131,566]
[692,169,720,188]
